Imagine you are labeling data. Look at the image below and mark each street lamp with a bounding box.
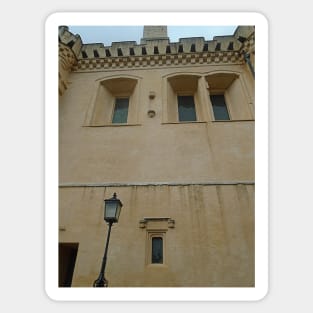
[93,192,123,287]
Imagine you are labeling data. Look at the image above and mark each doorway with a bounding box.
[59,243,78,287]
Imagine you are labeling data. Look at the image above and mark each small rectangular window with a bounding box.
[152,237,163,264]
[112,98,129,123]
[210,95,230,120]
[178,96,197,122]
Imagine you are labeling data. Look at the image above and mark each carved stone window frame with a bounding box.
[139,217,175,266]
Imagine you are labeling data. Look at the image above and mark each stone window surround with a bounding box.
[162,70,254,123]
[84,75,142,126]
[148,232,165,265]
[139,217,175,267]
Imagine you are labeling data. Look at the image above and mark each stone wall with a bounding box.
[59,184,254,287]
[58,25,255,287]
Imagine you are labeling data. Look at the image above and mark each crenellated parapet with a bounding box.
[58,25,255,92]
[59,26,82,57]
[58,26,82,96]
[71,26,254,72]
[233,25,255,75]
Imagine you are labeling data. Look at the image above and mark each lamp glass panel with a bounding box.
[105,201,117,219]
[115,204,121,221]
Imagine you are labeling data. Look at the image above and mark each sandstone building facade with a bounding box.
[58,25,255,287]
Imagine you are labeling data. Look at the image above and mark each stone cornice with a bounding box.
[73,50,244,72]
[59,43,78,70]
[59,42,78,95]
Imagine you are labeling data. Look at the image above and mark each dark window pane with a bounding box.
[112,98,129,123]
[210,95,230,120]
[152,237,163,264]
[178,96,197,122]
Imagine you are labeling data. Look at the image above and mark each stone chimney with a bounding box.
[141,26,169,44]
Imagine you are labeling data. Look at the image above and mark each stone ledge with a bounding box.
[59,181,255,188]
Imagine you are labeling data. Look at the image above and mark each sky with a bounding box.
[68,26,238,46]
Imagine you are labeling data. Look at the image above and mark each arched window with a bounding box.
[87,76,140,126]
[205,73,253,121]
[165,74,202,123]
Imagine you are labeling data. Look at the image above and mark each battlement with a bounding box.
[59,25,254,61]
[58,25,254,92]
[58,26,83,57]
[77,34,249,60]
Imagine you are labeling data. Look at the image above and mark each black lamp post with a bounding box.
[93,192,123,287]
